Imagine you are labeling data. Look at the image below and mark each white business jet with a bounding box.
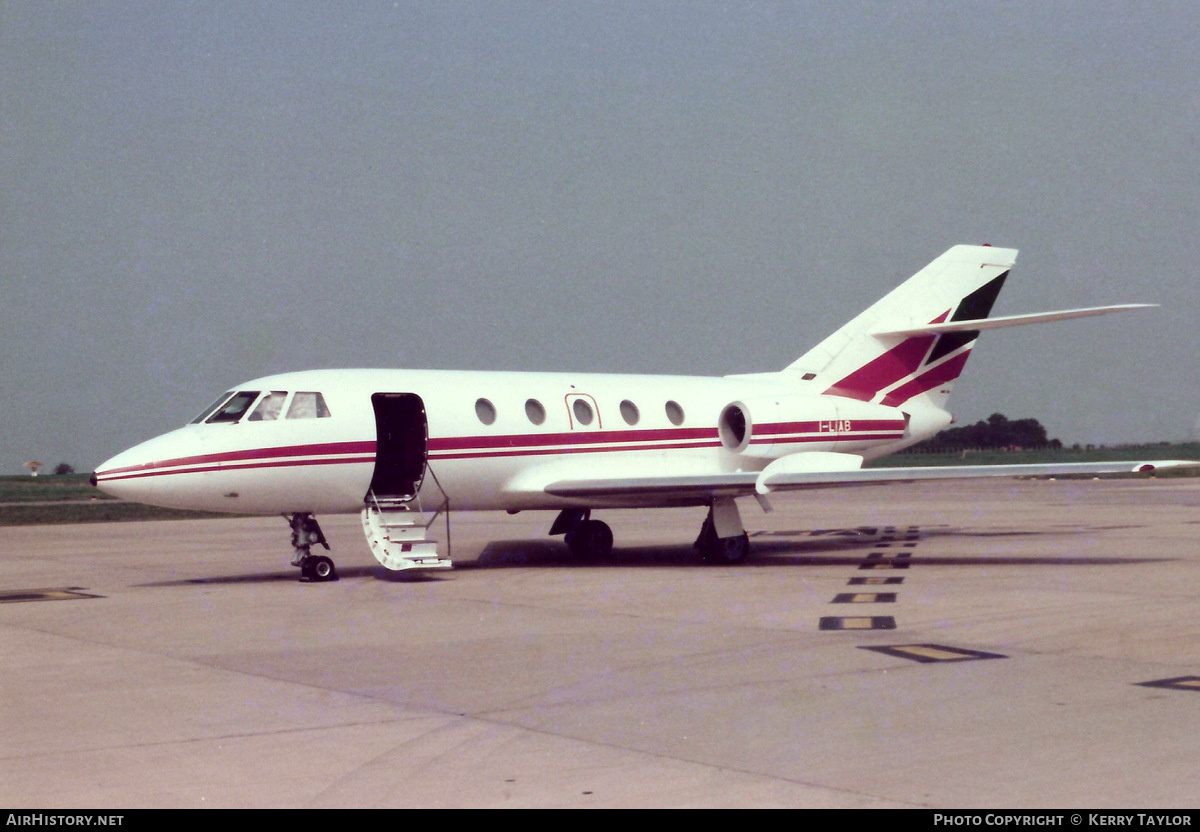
[92,245,1188,581]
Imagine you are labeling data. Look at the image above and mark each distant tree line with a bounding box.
[908,413,1062,453]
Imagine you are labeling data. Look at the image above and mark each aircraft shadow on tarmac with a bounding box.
[463,527,909,568]
[462,524,1167,570]
[139,523,1166,584]
[141,564,446,587]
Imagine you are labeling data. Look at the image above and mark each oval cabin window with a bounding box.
[665,400,685,426]
[620,400,640,425]
[475,398,497,425]
[572,398,594,426]
[525,399,546,425]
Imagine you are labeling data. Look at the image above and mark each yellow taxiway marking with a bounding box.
[901,645,978,661]
[819,616,896,631]
[860,644,1007,663]
[0,587,102,604]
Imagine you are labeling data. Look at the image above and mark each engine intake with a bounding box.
[718,402,749,451]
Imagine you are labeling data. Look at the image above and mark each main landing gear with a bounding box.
[694,513,750,563]
[694,497,750,564]
[550,508,614,560]
[288,512,338,582]
[549,498,751,565]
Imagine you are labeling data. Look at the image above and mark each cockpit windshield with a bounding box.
[190,392,235,424]
[206,391,260,424]
[248,391,287,421]
[189,389,332,425]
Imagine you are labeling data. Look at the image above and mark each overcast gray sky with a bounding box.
[3,1,1199,473]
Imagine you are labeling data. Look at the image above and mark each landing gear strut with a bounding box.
[694,498,750,564]
[288,512,338,582]
[551,508,614,560]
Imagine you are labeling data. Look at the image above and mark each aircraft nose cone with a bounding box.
[92,455,129,500]
[92,430,192,504]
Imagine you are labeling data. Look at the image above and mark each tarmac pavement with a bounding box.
[2,478,1198,808]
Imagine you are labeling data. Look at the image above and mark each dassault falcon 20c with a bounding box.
[93,245,1191,581]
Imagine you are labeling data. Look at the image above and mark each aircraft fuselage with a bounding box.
[94,368,919,515]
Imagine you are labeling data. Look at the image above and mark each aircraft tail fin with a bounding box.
[785,245,1016,410]
[785,245,1153,412]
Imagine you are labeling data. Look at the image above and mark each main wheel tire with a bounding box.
[699,532,749,564]
[566,519,614,560]
[312,555,337,581]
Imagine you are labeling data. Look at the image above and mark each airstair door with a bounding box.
[368,393,428,500]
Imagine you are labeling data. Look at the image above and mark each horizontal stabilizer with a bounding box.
[872,304,1156,338]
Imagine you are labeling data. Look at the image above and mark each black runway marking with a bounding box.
[1136,676,1200,692]
[831,592,897,603]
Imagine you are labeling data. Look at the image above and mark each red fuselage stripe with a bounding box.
[97,440,376,478]
[97,455,379,482]
[428,426,716,450]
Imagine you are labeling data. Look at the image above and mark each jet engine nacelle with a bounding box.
[716,395,908,460]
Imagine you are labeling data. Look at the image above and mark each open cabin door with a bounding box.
[362,393,451,573]
[367,393,428,500]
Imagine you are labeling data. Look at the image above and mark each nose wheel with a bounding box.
[300,554,338,582]
[289,513,338,582]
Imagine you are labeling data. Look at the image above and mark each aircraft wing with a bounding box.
[543,459,1199,501]
[544,472,760,500]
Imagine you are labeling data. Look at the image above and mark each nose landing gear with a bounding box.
[289,512,338,582]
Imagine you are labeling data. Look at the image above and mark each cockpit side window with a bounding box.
[206,391,260,424]
[286,391,331,419]
[248,391,288,422]
[190,392,235,424]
